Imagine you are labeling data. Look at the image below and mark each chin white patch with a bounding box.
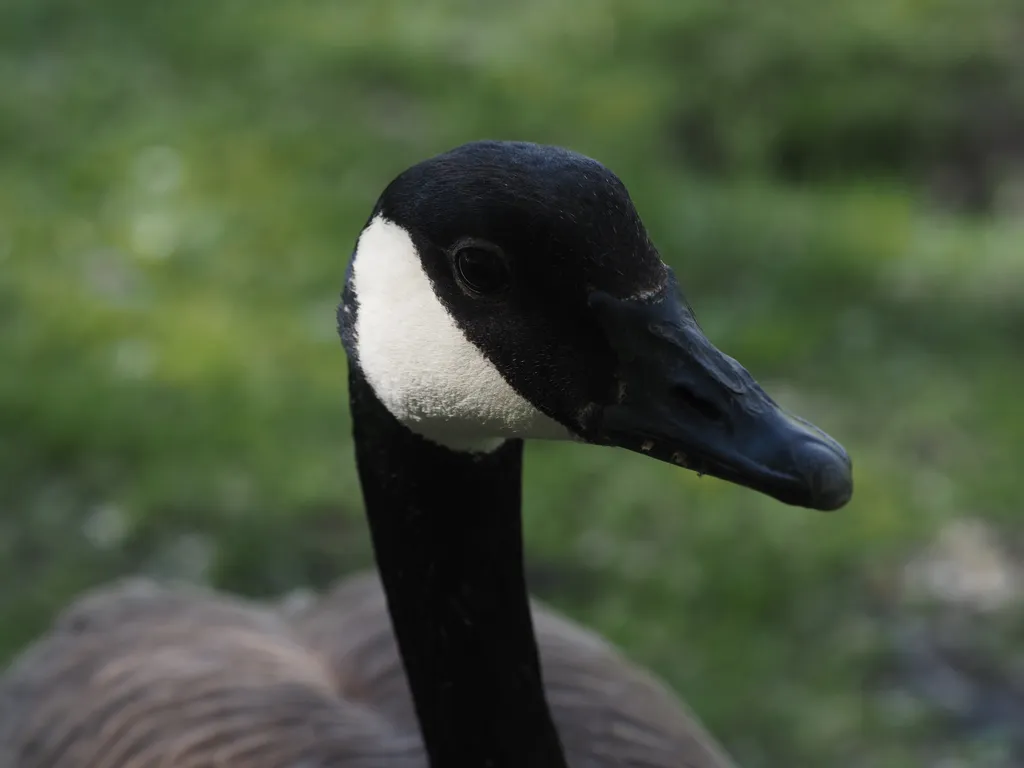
[350,216,572,452]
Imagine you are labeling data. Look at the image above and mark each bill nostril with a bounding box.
[673,385,725,424]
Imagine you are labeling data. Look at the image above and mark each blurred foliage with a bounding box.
[2,0,1023,766]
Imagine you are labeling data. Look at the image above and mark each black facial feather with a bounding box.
[365,140,670,433]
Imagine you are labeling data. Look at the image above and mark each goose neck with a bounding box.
[348,365,569,768]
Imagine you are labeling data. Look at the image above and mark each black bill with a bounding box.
[588,280,853,511]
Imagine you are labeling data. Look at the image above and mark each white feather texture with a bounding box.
[350,215,572,452]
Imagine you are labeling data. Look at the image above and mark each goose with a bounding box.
[0,140,853,768]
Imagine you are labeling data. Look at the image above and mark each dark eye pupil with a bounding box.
[456,247,509,294]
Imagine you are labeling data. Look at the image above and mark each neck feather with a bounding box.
[348,364,569,768]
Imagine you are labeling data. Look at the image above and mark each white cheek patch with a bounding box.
[350,215,573,452]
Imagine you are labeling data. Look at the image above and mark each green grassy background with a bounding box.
[2,1,1023,765]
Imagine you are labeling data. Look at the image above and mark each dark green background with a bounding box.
[2,1,1023,765]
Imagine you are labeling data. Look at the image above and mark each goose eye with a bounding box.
[454,245,511,295]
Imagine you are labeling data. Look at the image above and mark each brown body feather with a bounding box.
[0,575,734,768]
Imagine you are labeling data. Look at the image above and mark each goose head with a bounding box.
[340,140,852,511]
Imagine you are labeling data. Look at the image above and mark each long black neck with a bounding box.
[348,365,569,768]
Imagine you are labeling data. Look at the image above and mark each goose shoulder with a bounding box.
[0,578,424,768]
[291,572,737,768]
[0,575,734,767]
